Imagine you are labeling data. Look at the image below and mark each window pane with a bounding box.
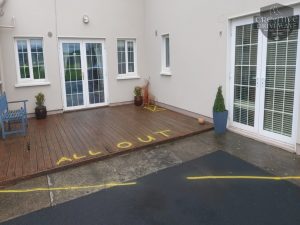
[165,36,170,68]
[62,43,84,107]
[127,41,135,72]
[39,66,45,79]
[233,23,258,127]
[128,63,134,72]
[117,40,126,74]
[17,40,30,79]
[263,15,299,137]
[30,39,45,80]
[86,43,105,104]
[117,40,125,52]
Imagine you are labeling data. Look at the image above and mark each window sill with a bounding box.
[160,71,172,76]
[117,75,140,80]
[15,81,51,88]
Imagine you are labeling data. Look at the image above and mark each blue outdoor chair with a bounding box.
[0,93,28,139]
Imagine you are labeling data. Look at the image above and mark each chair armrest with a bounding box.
[8,100,28,104]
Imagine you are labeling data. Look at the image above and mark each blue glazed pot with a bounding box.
[213,110,228,134]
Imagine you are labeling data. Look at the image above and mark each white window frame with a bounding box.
[14,37,48,86]
[161,34,171,75]
[117,39,138,79]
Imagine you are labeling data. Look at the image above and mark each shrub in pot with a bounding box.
[213,86,228,134]
[35,92,47,119]
[134,86,143,106]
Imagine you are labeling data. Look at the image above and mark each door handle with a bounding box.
[261,78,265,87]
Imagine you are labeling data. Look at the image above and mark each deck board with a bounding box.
[0,105,213,186]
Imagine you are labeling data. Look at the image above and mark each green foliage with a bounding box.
[213,86,226,112]
[35,92,45,107]
[134,86,142,97]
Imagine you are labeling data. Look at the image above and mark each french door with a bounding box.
[59,39,108,110]
[230,14,300,145]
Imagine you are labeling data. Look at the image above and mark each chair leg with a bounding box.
[24,118,27,135]
[22,117,26,136]
[1,122,6,139]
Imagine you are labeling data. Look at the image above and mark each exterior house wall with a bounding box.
[0,0,145,113]
[55,0,146,105]
[0,0,300,152]
[144,0,300,149]
[0,0,61,113]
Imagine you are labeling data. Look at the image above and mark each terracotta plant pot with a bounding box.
[35,106,47,119]
[134,96,143,106]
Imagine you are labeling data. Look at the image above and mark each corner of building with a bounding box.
[296,144,300,155]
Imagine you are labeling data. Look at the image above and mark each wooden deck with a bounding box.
[0,105,213,186]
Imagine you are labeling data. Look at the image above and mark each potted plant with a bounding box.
[213,86,228,134]
[35,92,47,119]
[134,86,143,106]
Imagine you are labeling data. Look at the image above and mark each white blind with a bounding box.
[233,23,258,127]
[264,16,299,137]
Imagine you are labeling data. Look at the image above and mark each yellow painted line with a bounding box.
[144,105,167,112]
[0,182,136,193]
[186,176,300,181]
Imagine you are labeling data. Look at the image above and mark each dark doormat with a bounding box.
[2,150,300,225]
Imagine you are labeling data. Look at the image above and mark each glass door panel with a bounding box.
[233,23,259,127]
[62,43,84,108]
[85,43,105,105]
[263,16,299,137]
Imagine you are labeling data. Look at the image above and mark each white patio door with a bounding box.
[230,18,262,134]
[59,40,108,110]
[230,14,300,145]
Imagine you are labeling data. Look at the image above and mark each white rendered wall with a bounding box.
[0,0,146,113]
[144,0,300,147]
[0,0,300,148]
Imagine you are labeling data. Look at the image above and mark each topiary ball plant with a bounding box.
[213,86,226,112]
